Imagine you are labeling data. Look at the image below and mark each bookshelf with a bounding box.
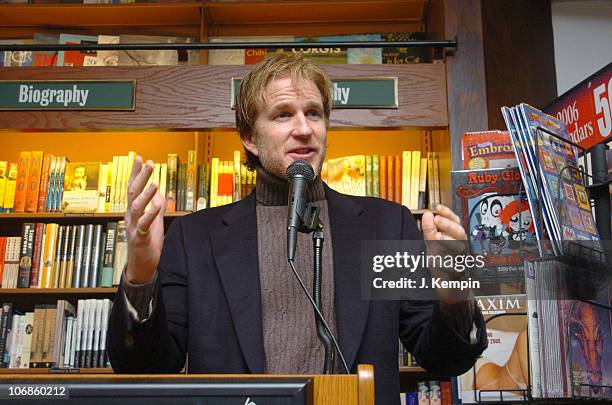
[0,0,453,393]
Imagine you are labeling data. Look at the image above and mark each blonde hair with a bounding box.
[235,53,332,170]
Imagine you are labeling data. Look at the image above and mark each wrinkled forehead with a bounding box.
[260,74,321,106]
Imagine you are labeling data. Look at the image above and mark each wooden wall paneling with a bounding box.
[482,0,557,130]
[0,64,448,130]
[443,0,489,171]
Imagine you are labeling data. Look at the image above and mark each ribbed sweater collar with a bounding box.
[255,164,325,206]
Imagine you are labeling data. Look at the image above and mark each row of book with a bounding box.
[0,221,126,289]
[400,380,452,405]
[1,32,428,67]
[322,152,441,210]
[0,299,112,369]
[0,150,211,214]
[1,149,441,214]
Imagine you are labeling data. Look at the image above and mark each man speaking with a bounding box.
[108,53,487,404]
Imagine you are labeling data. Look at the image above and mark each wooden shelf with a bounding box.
[399,366,426,373]
[0,0,428,40]
[0,3,203,39]
[0,212,187,220]
[206,0,427,36]
[0,368,113,374]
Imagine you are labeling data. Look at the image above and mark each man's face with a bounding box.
[242,77,327,178]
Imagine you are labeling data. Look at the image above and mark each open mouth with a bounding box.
[287,147,317,159]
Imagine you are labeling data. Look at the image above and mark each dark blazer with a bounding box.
[108,184,487,405]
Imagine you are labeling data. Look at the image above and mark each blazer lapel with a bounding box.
[210,193,265,373]
[325,185,376,371]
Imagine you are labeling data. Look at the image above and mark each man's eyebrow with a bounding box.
[268,101,324,112]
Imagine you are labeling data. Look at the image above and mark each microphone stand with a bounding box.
[312,223,335,374]
[296,204,336,374]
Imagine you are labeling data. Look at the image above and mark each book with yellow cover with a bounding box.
[410,150,421,210]
[2,163,17,213]
[0,161,7,212]
[61,162,100,213]
[40,223,59,289]
[325,155,366,196]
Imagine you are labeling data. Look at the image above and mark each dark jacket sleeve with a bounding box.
[397,206,488,376]
[107,218,188,373]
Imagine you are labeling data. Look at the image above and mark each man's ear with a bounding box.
[240,131,259,157]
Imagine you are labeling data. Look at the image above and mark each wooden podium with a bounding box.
[0,364,374,404]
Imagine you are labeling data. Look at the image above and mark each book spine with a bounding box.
[209,158,219,208]
[80,224,94,289]
[166,154,178,213]
[418,157,428,209]
[29,223,45,288]
[112,221,127,286]
[394,155,402,205]
[110,156,119,213]
[365,155,373,197]
[42,307,56,368]
[98,299,110,368]
[409,151,421,209]
[17,222,35,288]
[45,156,57,213]
[0,161,7,213]
[0,303,13,367]
[84,300,94,368]
[0,237,6,287]
[52,225,65,288]
[30,306,45,368]
[55,156,67,213]
[97,163,107,213]
[74,300,84,368]
[233,150,241,202]
[58,225,71,288]
[89,225,103,288]
[92,300,102,368]
[63,317,73,368]
[100,222,116,288]
[185,150,196,211]
[380,155,387,200]
[36,154,52,213]
[40,224,58,289]
[13,151,31,213]
[20,312,34,368]
[65,225,78,289]
[72,225,86,288]
[386,155,394,202]
[24,151,44,212]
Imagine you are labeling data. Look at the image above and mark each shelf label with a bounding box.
[0,80,135,111]
[544,63,612,150]
[230,77,398,109]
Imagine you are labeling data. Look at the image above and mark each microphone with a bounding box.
[285,160,315,262]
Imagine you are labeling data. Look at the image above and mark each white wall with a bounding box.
[551,0,612,95]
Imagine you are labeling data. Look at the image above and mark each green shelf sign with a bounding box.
[231,77,398,109]
[0,80,136,110]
